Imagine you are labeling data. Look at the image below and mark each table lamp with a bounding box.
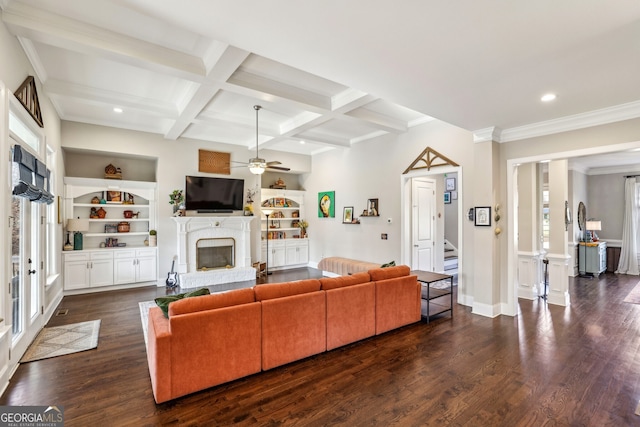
[67,218,89,250]
[262,209,273,276]
[586,220,601,242]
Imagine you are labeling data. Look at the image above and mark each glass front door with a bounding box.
[10,160,44,361]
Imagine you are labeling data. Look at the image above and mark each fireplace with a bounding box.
[172,216,255,288]
[196,238,234,270]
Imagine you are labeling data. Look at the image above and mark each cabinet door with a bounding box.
[136,256,157,282]
[285,245,298,265]
[297,242,309,264]
[272,246,286,267]
[64,260,90,290]
[114,257,137,284]
[90,259,114,287]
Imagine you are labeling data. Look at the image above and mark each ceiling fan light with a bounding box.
[249,164,265,175]
[248,158,266,175]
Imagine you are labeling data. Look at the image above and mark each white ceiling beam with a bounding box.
[2,2,206,80]
[228,69,331,110]
[279,111,325,135]
[165,45,250,140]
[44,79,177,117]
[345,108,408,134]
[287,134,352,149]
[331,89,377,112]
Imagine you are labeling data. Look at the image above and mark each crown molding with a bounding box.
[495,100,640,143]
[584,163,640,176]
[473,126,502,143]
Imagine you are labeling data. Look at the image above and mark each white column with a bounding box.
[516,163,542,299]
[546,160,570,306]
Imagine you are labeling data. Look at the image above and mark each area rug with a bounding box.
[20,320,101,363]
[624,281,640,304]
[139,301,155,348]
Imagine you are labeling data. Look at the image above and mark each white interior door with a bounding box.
[412,178,435,271]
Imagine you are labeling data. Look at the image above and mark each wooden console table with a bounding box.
[411,270,454,323]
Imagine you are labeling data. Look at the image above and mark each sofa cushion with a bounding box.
[380,260,396,268]
[168,288,255,317]
[154,287,210,318]
[368,265,410,281]
[254,279,321,301]
[320,272,370,290]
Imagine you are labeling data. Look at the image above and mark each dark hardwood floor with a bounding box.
[2,269,640,426]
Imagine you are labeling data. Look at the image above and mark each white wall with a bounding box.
[0,17,63,314]
[303,119,475,294]
[587,172,627,241]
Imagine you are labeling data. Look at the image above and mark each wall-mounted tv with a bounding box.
[185,176,244,213]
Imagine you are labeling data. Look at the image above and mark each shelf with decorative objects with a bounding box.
[260,189,309,270]
[62,177,158,293]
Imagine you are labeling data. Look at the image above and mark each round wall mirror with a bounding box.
[577,202,586,231]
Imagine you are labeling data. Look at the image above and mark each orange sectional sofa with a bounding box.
[146,265,420,403]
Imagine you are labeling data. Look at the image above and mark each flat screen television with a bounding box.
[185,176,244,212]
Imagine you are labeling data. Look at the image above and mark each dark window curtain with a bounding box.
[12,144,53,204]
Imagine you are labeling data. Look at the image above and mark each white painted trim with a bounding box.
[476,100,640,144]
[472,301,501,318]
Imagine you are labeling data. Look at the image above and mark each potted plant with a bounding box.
[169,190,184,214]
[296,219,309,238]
[148,229,157,247]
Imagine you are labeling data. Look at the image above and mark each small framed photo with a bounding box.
[446,177,456,191]
[343,206,354,223]
[475,206,491,226]
[451,190,458,200]
[107,191,122,202]
[367,198,379,216]
[444,192,451,204]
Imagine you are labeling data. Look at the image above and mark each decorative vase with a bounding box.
[149,235,157,247]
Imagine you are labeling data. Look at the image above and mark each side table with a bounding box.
[411,270,454,323]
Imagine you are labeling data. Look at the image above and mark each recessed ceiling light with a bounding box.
[299,140,305,144]
[541,93,557,102]
[539,159,551,163]
[113,107,123,113]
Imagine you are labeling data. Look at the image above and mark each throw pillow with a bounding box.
[154,287,210,318]
[381,261,396,268]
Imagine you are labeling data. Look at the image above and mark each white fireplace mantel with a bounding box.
[172,216,255,287]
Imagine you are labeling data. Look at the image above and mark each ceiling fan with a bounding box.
[242,105,290,175]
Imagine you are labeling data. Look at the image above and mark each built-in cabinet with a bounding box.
[64,251,114,289]
[113,249,158,284]
[578,241,607,276]
[63,177,158,292]
[260,189,309,270]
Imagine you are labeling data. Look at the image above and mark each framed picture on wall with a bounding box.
[318,191,335,218]
[475,206,491,226]
[444,192,451,204]
[343,206,354,223]
[446,177,456,191]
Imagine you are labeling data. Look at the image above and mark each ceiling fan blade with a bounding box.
[266,160,282,166]
[267,165,290,171]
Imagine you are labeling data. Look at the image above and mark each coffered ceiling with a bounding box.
[3,0,640,162]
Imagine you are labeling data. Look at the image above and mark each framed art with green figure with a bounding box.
[318,191,335,218]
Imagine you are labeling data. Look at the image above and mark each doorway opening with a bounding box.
[401,166,463,304]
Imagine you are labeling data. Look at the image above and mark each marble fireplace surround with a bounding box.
[172,216,255,288]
